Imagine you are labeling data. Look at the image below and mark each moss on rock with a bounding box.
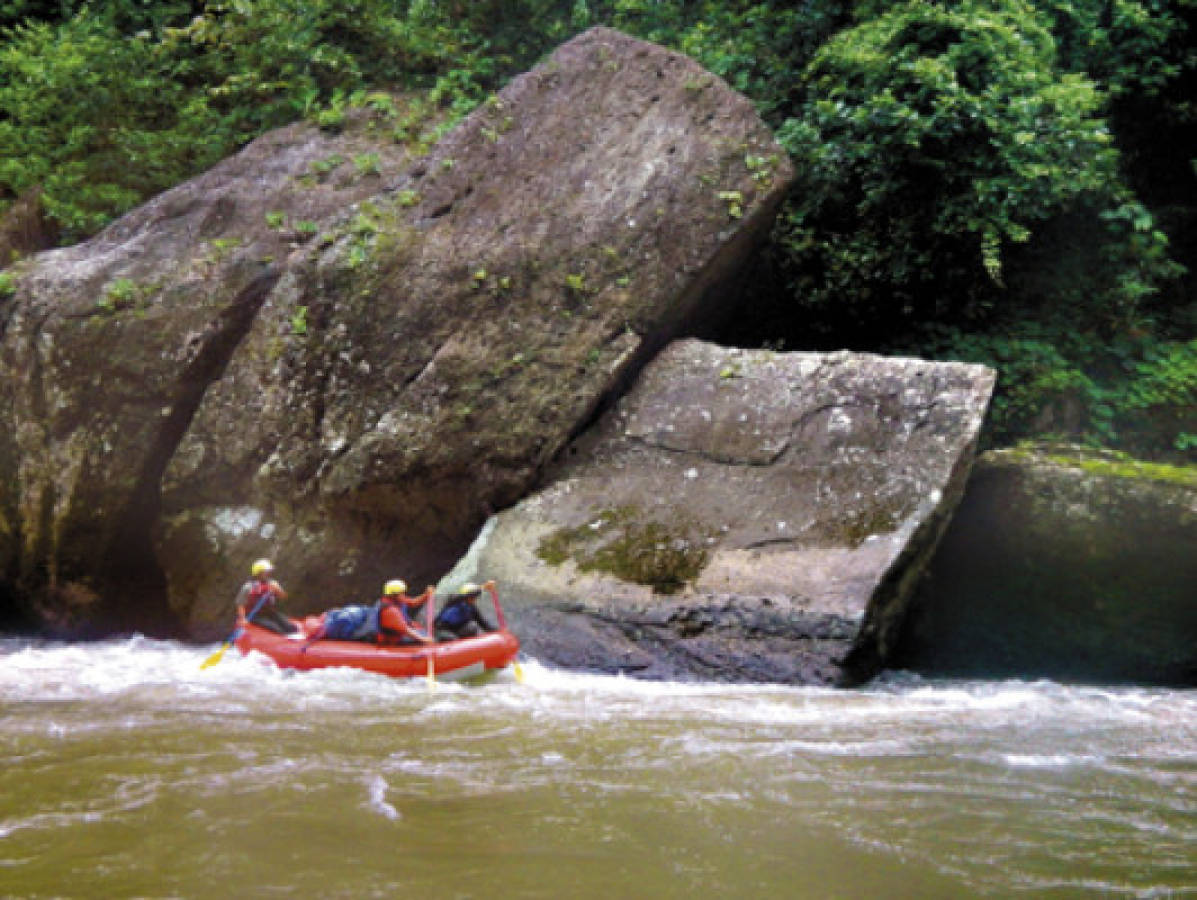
[537,505,711,594]
[999,442,1197,488]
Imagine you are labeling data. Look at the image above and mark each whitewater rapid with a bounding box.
[2,637,1194,897]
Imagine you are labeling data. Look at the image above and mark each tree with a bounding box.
[773,0,1176,342]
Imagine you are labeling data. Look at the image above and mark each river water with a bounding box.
[1,638,1193,898]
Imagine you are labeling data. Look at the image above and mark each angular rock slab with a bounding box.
[169,27,795,632]
[446,339,995,685]
[895,445,1197,685]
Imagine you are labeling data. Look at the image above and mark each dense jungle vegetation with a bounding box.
[1,0,1194,459]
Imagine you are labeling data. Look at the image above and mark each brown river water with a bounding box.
[1,637,1194,898]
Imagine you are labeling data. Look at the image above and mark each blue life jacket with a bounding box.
[436,599,474,630]
[322,603,379,640]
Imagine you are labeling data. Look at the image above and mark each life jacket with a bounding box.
[435,598,473,630]
[435,597,494,634]
[250,580,273,598]
[321,604,379,641]
[377,597,423,644]
[241,579,276,617]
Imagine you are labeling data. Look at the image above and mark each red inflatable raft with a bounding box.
[235,621,520,680]
[233,583,520,680]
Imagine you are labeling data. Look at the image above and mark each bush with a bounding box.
[0,14,231,239]
[0,0,482,242]
[1116,339,1197,457]
[773,0,1177,341]
[923,322,1197,461]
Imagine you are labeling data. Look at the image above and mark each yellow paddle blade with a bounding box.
[200,642,230,671]
[512,659,525,684]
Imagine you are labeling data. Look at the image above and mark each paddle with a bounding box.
[424,585,436,690]
[200,591,271,670]
[484,580,524,683]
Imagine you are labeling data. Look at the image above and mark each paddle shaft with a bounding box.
[426,587,436,686]
[485,582,507,630]
[484,582,523,682]
[241,589,274,629]
[199,590,273,670]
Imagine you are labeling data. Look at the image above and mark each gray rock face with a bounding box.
[163,28,794,635]
[0,28,794,638]
[0,111,421,636]
[895,445,1197,685]
[444,340,996,684]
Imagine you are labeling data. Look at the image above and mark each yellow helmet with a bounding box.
[251,558,274,577]
[458,582,481,597]
[384,579,407,597]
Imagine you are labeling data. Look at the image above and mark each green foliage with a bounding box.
[309,154,344,177]
[95,275,144,312]
[1118,339,1197,456]
[170,0,456,128]
[0,13,231,240]
[1,0,194,32]
[922,323,1197,461]
[352,152,381,176]
[289,304,308,336]
[0,0,481,241]
[774,0,1177,339]
[671,0,846,118]
[1122,340,1197,411]
[1038,0,1183,98]
[717,190,744,219]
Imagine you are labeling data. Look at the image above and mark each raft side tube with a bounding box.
[235,619,520,679]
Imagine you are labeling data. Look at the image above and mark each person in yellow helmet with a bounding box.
[434,581,496,641]
[233,558,297,634]
[376,579,433,646]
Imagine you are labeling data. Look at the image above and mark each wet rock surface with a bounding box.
[895,445,1197,685]
[445,340,996,684]
[0,110,420,636]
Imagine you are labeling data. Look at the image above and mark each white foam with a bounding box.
[3,638,1195,741]
[363,774,400,821]
[1002,753,1100,769]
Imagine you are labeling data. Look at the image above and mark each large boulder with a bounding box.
[443,340,995,685]
[162,28,794,636]
[894,445,1197,685]
[0,28,794,638]
[0,102,449,635]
